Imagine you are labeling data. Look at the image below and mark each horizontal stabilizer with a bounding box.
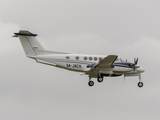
[13,30,37,37]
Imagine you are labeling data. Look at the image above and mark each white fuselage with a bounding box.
[31,54,144,75]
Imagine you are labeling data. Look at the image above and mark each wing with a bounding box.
[87,55,118,76]
[97,55,118,66]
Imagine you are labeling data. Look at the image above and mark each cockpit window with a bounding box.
[120,58,125,62]
[115,58,125,62]
[115,58,120,62]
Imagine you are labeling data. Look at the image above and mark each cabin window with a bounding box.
[66,56,70,59]
[94,57,97,61]
[89,57,92,61]
[75,56,79,60]
[84,57,87,60]
[99,57,102,60]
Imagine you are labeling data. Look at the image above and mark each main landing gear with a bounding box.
[88,78,94,87]
[97,74,103,83]
[138,75,143,88]
[88,80,94,87]
[88,74,104,87]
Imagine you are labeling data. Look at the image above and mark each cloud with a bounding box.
[1,0,160,119]
[0,21,20,52]
[1,14,160,120]
[45,32,160,60]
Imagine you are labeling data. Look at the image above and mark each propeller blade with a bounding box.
[134,58,138,65]
[128,58,139,71]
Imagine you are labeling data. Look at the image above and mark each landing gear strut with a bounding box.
[97,74,103,83]
[138,75,143,88]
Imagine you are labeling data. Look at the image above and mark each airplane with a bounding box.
[13,30,145,87]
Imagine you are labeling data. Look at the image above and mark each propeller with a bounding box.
[134,58,138,65]
[128,58,140,71]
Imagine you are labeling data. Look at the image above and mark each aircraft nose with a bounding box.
[137,67,145,73]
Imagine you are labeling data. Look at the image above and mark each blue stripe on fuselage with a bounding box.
[112,62,134,68]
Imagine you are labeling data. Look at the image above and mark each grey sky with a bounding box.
[0,0,160,120]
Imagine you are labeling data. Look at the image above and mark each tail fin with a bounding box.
[13,30,45,56]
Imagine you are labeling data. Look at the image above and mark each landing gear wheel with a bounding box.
[97,77,103,82]
[88,81,94,87]
[138,82,143,88]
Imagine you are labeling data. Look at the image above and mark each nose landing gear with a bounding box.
[138,82,143,87]
[138,75,143,88]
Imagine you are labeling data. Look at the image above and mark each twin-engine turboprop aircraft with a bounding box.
[13,30,145,87]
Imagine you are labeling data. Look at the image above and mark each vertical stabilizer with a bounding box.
[13,30,45,56]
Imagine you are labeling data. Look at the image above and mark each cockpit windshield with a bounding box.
[115,58,125,62]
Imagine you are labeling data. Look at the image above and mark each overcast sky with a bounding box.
[1,0,160,120]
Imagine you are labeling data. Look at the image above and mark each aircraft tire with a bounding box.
[88,81,94,87]
[97,77,103,82]
[138,82,143,88]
